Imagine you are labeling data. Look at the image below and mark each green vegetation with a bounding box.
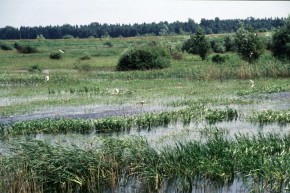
[0,42,13,50]
[49,52,62,59]
[117,46,170,71]
[0,31,289,192]
[235,25,265,63]
[211,54,227,63]
[272,16,290,60]
[182,27,211,60]
[1,133,290,192]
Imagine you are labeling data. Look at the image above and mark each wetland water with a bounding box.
[1,92,290,193]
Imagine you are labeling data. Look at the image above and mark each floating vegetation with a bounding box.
[1,133,290,192]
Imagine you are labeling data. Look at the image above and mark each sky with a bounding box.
[0,0,289,28]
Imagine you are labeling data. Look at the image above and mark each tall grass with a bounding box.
[1,132,290,192]
[0,103,241,137]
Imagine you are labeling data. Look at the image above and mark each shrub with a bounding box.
[224,36,236,52]
[28,64,42,72]
[103,41,113,47]
[117,46,170,71]
[14,42,38,54]
[0,43,13,50]
[210,40,226,53]
[212,54,227,63]
[13,42,22,50]
[272,16,290,60]
[49,52,62,59]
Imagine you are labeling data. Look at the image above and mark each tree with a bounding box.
[272,16,290,60]
[182,27,210,60]
[235,24,264,63]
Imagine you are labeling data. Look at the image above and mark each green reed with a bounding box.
[1,132,290,192]
[248,110,290,125]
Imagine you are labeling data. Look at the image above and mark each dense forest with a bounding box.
[0,17,285,39]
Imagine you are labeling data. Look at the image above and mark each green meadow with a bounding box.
[0,34,290,192]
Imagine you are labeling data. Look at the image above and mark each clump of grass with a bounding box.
[28,64,42,72]
[2,133,290,192]
[74,63,92,71]
[79,52,91,60]
[248,110,290,125]
[205,108,238,124]
[0,104,240,138]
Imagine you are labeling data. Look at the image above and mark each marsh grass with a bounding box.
[0,104,240,137]
[248,110,290,126]
[1,132,290,192]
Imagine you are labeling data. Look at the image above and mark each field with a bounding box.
[0,34,290,193]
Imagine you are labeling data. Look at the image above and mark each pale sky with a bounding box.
[0,0,289,28]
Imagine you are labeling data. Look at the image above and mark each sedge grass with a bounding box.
[1,132,290,192]
[0,104,241,138]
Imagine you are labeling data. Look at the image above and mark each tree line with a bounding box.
[0,17,285,40]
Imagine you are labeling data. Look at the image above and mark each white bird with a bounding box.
[59,49,64,53]
[250,79,255,88]
[113,88,119,95]
[45,75,50,81]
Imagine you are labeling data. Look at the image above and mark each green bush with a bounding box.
[212,54,227,63]
[49,52,62,59]
[117,46,170,71]
[14,42,38,54]
[103,41,113,48]
[28,64,42,72]
[272,16,290,60]
[0,43,13,50]
[210,40,226,53]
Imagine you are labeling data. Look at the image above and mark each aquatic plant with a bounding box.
[248,110,290,125]
[1,132,290,192]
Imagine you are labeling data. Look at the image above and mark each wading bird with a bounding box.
[59,49,65,53]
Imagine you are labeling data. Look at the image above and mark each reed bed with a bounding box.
[248,110,290,126]
[0,103,241,138]
[1,132,290,192]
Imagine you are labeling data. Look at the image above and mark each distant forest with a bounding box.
[0,17,285,39]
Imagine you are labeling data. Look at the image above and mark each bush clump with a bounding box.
[212,54,227,63]
[103,41,113,48]
[28,64,42,72]
[272,16,290,60]
[117,47,170,71]
[14,42,38,54]
[0,43,13,50]
[49,52,62,60]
